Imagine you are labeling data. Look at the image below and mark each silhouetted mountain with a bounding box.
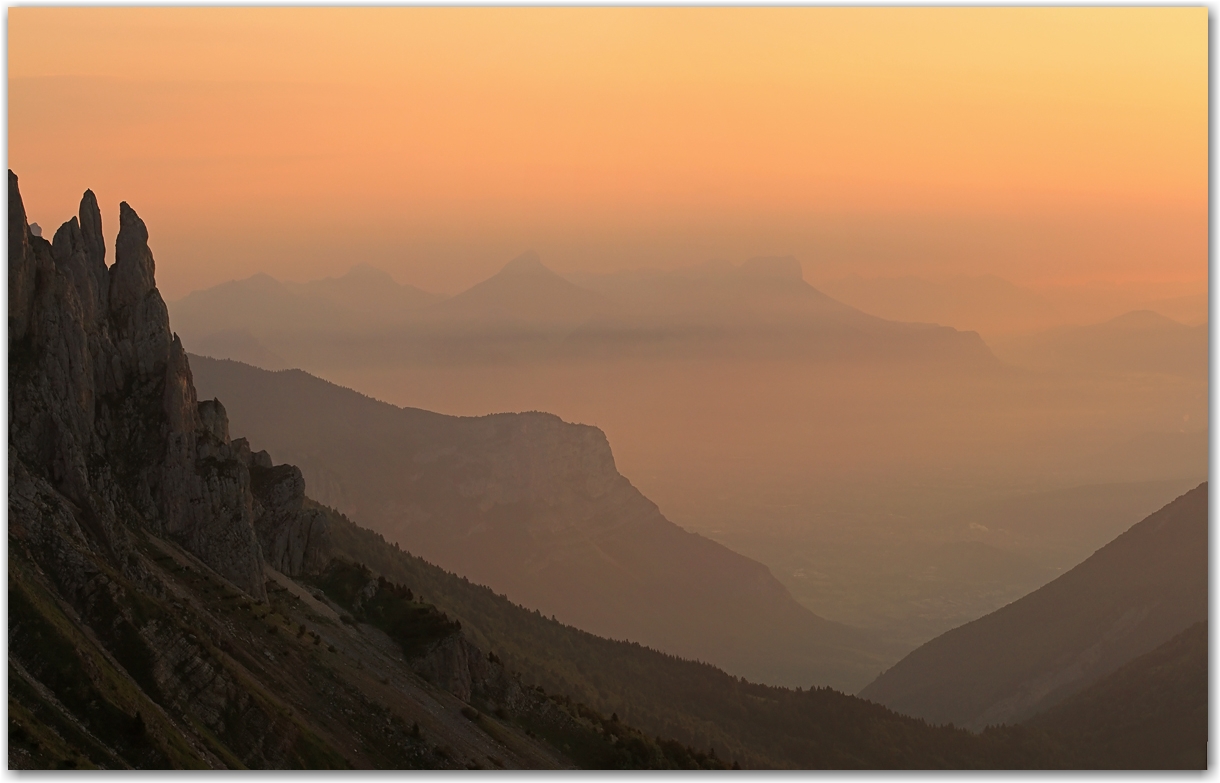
[169,264,438,347]
[12,170,1192,770]
[860,484,1207,729]
[299,263,438,313]
[991,310,1208,378]
[188,355,898,691]
[322,509,1069,770]
[170,254,997,369]
[1143,292,1208,326]
[1035,282,1209,331]
[811,273,1058,337]
[329,493,1195,769]
[6,171,730,771]
[1025,621,1206,769]
[564,257,997,365]
[431,250,607,328]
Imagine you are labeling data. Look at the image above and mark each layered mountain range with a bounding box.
[8,169,1205,769]
[188,355,897,691]
[811,271,1208,339]
[989,310,1208,378]
[6,171,738,770]
[169,252,997,370]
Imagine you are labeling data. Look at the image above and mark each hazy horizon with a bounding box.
[8,6,1209,770]
[11,7,1206,303]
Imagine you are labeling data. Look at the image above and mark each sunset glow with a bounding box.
[9,7,1207,299]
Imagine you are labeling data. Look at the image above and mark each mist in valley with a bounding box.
[10,7,1207,769]
[172,253,1207,654]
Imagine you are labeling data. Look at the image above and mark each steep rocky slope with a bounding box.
[860,483,1207,728]
[6,171,727,771]
[11,171,1200,770]
[189,355,896,691]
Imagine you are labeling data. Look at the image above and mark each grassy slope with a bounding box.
[324,503,1069,769]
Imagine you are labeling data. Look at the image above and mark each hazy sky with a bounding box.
[9,7,1207,300]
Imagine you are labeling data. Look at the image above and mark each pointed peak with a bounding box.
[117,201,149,253]
[79,189,105,268]
[499,250,550,276]
[111,200,157,313]
[50,217,83,262]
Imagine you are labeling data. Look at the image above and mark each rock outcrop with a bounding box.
[188,355,897,691]
[8,171,512,771]
[5,170,770,772]
[6,169,331,598]
[245,448,332,577]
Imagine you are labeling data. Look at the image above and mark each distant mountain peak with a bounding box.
[1106,309,1184,329]
[499,249,550,276]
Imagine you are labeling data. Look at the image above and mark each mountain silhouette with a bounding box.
[859,483,1207,728]
[188,354,898,691]
[429,250,607,328]
[169,254,997,369]
[812,273,1058,336]
[990,309,1208,378]
[170,264,438,347]
[5,170,743,770]
[11,168,1201,770]
[1024,621,1206,769]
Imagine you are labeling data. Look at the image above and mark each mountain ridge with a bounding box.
[9,168,1203,769]
[859,482,1208,729]
[188,354,898,691]
[168,253,998,369]
[6,170,735,771]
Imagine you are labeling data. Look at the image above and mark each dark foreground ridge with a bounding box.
[7,170,724,770]
[7,171,1203,769]
[861,483,1207,729]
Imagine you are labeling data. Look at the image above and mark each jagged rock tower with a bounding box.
[8,169,323,598]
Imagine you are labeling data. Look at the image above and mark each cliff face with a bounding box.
[7,171,725,771]
[8,172,273,597]
[6,172,399,769]
[249,457,333,577]
[189,357,898,691]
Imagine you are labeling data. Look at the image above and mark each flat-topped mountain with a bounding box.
[859,483,1207,729]
[189,354,898,691]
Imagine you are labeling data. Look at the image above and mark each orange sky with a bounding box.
[8,7,1207,300]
